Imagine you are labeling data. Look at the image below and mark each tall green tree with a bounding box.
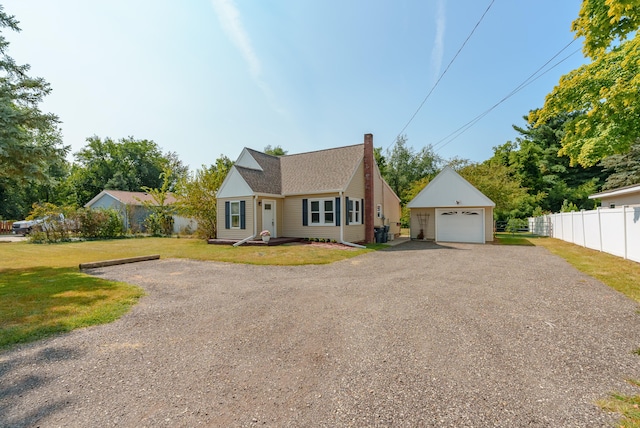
[384,135,441,202]
[599,140,640,189]
[0,6,70,218]
[456,160,536,221]
[264,145,287,156]
[502,114,605,212]
[175,155,233,239]
[373,147,387,176]
[69,136,187,206]
[529,0,640,166]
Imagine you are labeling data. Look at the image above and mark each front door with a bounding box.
[262,200,276,238]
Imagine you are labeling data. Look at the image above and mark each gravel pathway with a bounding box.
[1,241,639,427]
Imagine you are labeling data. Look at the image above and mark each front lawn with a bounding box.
[0,267,144,348]
[0,237,374,349]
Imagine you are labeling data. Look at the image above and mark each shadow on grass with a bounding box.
[0,267,144,349]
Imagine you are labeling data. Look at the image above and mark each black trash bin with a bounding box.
[374,227,382,243]
[382,225,389,243]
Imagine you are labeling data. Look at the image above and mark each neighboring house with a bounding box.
[85,190,196,234]
[216,134,401,244]
[588,183,640,208]
[407,166,495,243]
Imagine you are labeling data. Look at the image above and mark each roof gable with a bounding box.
[217,167,254,198]
[407,166,495,208]
[235,148,263,171]
[85,190,177,208]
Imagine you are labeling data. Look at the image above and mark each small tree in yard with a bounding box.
[27,202,75,243]
[505,218,528,235]
[139,167,175,236]
[175,156,233,239]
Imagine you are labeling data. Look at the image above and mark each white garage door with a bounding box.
[435,208,485,243]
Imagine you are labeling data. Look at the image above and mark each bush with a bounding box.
[28,203,75,243]
[76,208,124,239]
[505,218,528,235]
[144,212,174,236]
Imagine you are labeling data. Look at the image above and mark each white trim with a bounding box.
[348,198,363,225]
[261,199,277,238]
[284,189,344,197]
[235,148,263,170]
[435,208,485,244]
[217,167,254,198]
[589,185,640,200]
[308,197,335,226]
[408,166,495,208]
[229,200,241,229]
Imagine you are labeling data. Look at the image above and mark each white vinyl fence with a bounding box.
[529,206,640,263]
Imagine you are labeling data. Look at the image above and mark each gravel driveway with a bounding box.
[2,241,639,427]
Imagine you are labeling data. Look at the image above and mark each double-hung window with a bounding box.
[309,198,334,225]
[230,201,241,228]
[348,199,362,224]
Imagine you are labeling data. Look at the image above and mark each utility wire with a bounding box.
[432,39,581,153]
[387,0,495,151]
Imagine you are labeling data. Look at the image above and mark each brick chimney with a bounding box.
[364,133,375,244]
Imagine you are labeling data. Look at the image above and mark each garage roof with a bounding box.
[407,166,495,208]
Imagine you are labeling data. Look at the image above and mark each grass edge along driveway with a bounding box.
[497,232,640,427]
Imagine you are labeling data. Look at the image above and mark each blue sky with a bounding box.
[3,0,586,171]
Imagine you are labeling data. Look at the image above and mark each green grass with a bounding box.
[0,237,375,349]
[0,267,144,349]
[494,232,536,246]
[1,237,373,270]
[529,236,640,304]
[598,380,640,428]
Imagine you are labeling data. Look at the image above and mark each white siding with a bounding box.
[599,193,640,207]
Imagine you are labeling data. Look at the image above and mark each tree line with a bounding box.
[2,1,639,237]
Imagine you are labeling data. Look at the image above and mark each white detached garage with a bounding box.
[407,166,495,243]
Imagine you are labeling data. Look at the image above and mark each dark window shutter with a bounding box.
[335,197,341,226]
[345,197,350,225]
[361,199,365,223]
[240,200,246,229]
[302,199,308,226]
[225,201,230,229]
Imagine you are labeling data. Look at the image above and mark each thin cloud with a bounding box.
[210,0,288,117]
[431,0,446,81]
[211,0,261,79]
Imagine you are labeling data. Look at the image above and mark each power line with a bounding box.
[432,39,581,153]
[387,0,495,151]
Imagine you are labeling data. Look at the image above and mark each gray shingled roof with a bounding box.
[85,190,178,207]
[235,149,282,194]
[280,144,363,194]
[236,144,364,195]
